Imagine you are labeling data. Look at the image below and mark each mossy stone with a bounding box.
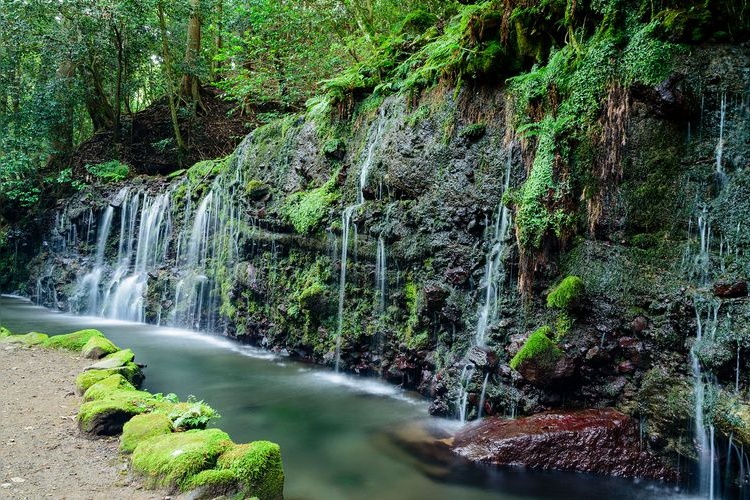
[509,326,562,371]
[82,335,119,359]
[75,362,143,394]
[0,326,11,337]
[546,276,585,310]
[131,429,234,489]
[246,179,270,201]
[83,374,137,402]
[217,441,284,500]
[85,348,135,370]
[714,396,750,448]
[0,332,49,346]
[77,389,156,436]
[42,328,104,351]
[182,469,239,497]
[121,413,173,454]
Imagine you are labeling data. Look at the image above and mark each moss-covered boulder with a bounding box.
[0,332,49,346]
[77,389,156,436]
[131,429,234,489]
[82,335,119,359]
[183,469,239,497]
[217,441,284,500]
[85,348,135,370]
[42,328,104,351]
[82,374,137,402]
[121,413,173,454]
[0,326,11,337]
[75,362,144,395]
[546,276,585,310]
[509,326,573,386]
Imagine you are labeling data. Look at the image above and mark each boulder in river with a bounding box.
[451,408,677,481]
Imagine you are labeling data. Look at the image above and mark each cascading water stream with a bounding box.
[375,235,387,315]
[457,150,514,423]
[715,92,727,186]
[335,108,387,372]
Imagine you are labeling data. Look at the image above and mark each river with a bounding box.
[0,295,693,499]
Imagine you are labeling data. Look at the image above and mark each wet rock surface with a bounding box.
[451,408,678,481]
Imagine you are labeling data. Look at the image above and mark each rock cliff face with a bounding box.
[26,42,750,488]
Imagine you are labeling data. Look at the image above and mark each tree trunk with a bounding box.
[82,63,115,132]
[180,0,203,114]
[157,1,187,165]
[113,23,124,144]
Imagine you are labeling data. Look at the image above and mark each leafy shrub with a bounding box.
[85,160,130,182]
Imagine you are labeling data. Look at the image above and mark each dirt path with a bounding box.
[0,344,171,500]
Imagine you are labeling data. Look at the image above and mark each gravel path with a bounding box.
[0,344,172,500]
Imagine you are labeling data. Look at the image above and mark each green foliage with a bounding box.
[459,123,486,141]
[547,276,585,310]
[168,397,220,431]
[282,177,340,235]
[85,160,130,182]
[509,326,562,371]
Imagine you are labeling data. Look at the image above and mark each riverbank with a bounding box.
[0,343,172,499]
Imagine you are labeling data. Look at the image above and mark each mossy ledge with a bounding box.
[1,326,284,499]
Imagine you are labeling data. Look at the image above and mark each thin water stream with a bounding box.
[0,296,691,500]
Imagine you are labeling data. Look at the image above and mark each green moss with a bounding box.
[509,326,562,371]
[0,326,11,337]
[75,362,143,394]
[281,176,340,235]
[131,429,234,490]
[86,348,135,369]
[182,469,238,493]
[546,276,585,310]
[121,413,173,454]
[298,282,327,312]
[81,335,119,359]
[713,396,750,448]
[42,329,104,351]
[77,389,156,434]
[83,374,137,402]
[217,441,284,500]
[0,332,49,346]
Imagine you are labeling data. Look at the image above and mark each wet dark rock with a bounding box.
[445,267,469,286]
[466,346,498,371]
[451,408,677,481]
[424,282,448,310]
[713,280,748,298]
[516,355,576,387]
[617,360,637,374]
[631,316,649,333]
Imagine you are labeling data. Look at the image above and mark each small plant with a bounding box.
[281,177,339,234]
[459,123,486,141]
[152,137,174,153]
[85,160,130,182]
[168,396,220,430]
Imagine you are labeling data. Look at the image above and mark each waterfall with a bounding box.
[715,92,727,187]
[457,147,514,422]
[375,235,387,315]
[692,300,717,500]
[335,108,387,372]
[475,154,513,346]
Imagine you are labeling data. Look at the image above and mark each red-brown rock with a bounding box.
[451,408,677,481]
[713,281,748,298]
